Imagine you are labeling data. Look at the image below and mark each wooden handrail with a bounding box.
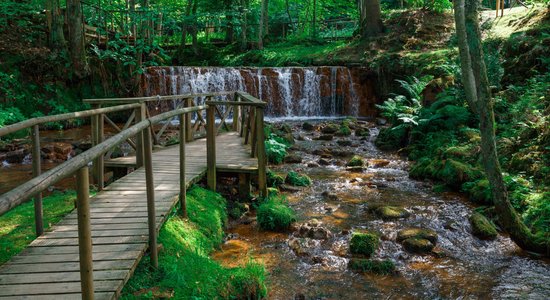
[83,92,233,104]
[0,103,141,137]
[0,105,205,216]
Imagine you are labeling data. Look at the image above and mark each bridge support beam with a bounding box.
[31,125,44,236]
[143,127,158,268]
[179,113,187,218]
[76,166,94,300]
[256,107,268,198]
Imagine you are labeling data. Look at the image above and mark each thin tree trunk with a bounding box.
[180,0,193,47]
[225,11,235,43]
[259,0,267,49]
[453,0,549,256]
[358,0,383,37]
[67,0,88,78]
[311,0,317,38]
[191,0,198,55]
[262,0,269,35]
[285,0,293,30]
[240,0,247,51]
[45,0,66,51]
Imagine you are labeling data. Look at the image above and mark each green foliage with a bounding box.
[375,126,409,151]
[267,170,285,188]
[346,155,365,167]
[405,0,452,12]
[284,171,312,187]
[522,192,550,240]
[350,231,379,256]
[0,106,27,139]
[348,258,396,275]
[265,136,289,164]
[337,125,352,136]
[122,186,267,299]
[0,191,79,265]
[256,196,296,231]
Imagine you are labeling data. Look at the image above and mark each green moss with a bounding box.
[469,212,498,240]
[396,228,438,245]
[122,186,267,299]
[522,192,550,241]
[0,191,78,265]
[346,155,365,167]
[462,179,493,204]
[349,231,379,256]
[267,170,285,187]
[355,127,370,137]
[375,126,409,151]
[256,196,296,231]
[285,171,312,187]
[321,123,340,134]
[348,258,395,275]
[437,159,483,188]
[375,206,411,220]
[336,125,352,136]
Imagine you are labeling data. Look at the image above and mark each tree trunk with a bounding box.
[453,0,549,256]
[45,0,66,51]
[240,0,247,51]
[259,0,268,49]
[191,0,199,55]
[285,0,293,30]
[67,0,88,78]
[262,0,269,35]
[311,0,317,38]
[180,0,193,47]
[225,12,235,43]
[358,0,383,37]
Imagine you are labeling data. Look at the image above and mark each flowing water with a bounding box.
[213,121,550,300]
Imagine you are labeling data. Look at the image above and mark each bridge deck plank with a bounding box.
[0,132,257,299]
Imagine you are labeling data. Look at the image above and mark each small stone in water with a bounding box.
[321,191,339,201]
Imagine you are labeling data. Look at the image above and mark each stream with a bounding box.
[213,120,550,300]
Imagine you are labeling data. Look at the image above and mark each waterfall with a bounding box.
[143,66,367,118]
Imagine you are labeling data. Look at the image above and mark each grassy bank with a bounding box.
[121,186,267,299]
[0,190,78,264]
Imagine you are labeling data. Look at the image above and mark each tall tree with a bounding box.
[240,0,248,50]
[45,0,65,51]
[224,0,235,43]
[179,0,194,48]
[357,0,383,37]
[453,0,549,256]
[67,0,88,78]
[258,0,268,49]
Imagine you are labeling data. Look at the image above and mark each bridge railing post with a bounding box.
[232,93,240,132]
[135,103,146,168]
[206,104,216,191]
[185,97,193,142]
[76,166,94,300]
[179,113,187,218]
[31,125,44,236]
[256,107,268,198]
[142,126,158,268]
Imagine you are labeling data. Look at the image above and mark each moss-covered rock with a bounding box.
[350,231,379,256]
[285,171,312,187]
[402,238,435,253]
[375,126,408,151]
[257,198,296,231]
[346,155,365,167]
[355,127,370,137]
[302,122,314,131]
[469,212,498,240]
[396,228,438,245]
[437,159,483,188]
[321,123,339,134]
[348,258,395,275]
[336,125,352,136]
[462,179,493,204]
[267,170,284,187]
[375,206,411,220]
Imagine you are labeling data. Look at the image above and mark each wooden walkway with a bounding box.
[0,132,257,299]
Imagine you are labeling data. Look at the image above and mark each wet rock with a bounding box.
[288,237,310,256]
[279,123,293,134]
[312,148,330,156]
[469,212,498,240]
[324,205,338,213]
[317,134,334,141]
[350,231,379,256]
[321,191,339,201]
[355,127,370,137]
[375,206,411,220]
[294,294,306,300]
[376,118,387,125]
[281,132,295,145]
[279,184,304,193]
[346,155,365,167]
[397,228,438,245]
[302,122,314,131]
[321,123,339,134]
[332,149,353,157]
[307,162,320,168]
[368,159,391,168]
[337,139,353,147]
[284,153,303,164]
[318,158,331,166]
[1,147,29,163]
[346,166,365,173]
[295,220,332,240]
[402,238,435,254]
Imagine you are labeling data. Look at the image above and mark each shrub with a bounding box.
[265,137,288,164]
[257,197,296,231]
[267,170,284,187]
[348,259,395,275]
[284,171,312,187]
[349,231,379,256]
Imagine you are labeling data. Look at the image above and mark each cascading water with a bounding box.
[142,66,376,118]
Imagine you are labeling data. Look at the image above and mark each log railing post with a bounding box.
[206,105,216,191]
[256,107,268,198]
[135,102,146,168]
[31,125,43,236]
[76,166,94,300]
[143,126,158,268]
[179,113,187,218]
[91,114,97,182]
[232,93,239,132]
[185,98,193,142]
[97,110,104,191]
[250,107,257,158]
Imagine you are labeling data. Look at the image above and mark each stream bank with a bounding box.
[214,119,550,299]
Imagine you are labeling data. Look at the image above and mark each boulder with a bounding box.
[348,258,396,275]
[402,238,435,253]
[321,191,339,201]
[469,212,497,240]
[337,140,353,147]
[368,159,391,168]
[375,206,411,220]
[349,231,379,256]
[317,134,334,141]
[396,228,438,245]
[284,153,303,164]
[296,221,332,240]
[302,122,315,131]
[318,158,331,166]
[346,155,365,167]
[321,123,339,134]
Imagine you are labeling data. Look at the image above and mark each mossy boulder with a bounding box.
[257,198,296,231]
[437,159,483,188]
[375,206,411,220]
[396,228,438,245]
[348,258,395,275]
[346,155,365,167]
[469,212,498,240]
[336,125,352,136]
[321,123,339,134]
[267,170,284,187]
[355,127,370,137]
[337,139,353,147]
[285,171,312,187]
[318,134,334,141]
[302,122,315,131]
[402,238,435,253]
[350,231,379,256]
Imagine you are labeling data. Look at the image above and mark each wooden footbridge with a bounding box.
[0,92,267,299]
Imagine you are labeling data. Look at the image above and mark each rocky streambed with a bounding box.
[213,120,550,299]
